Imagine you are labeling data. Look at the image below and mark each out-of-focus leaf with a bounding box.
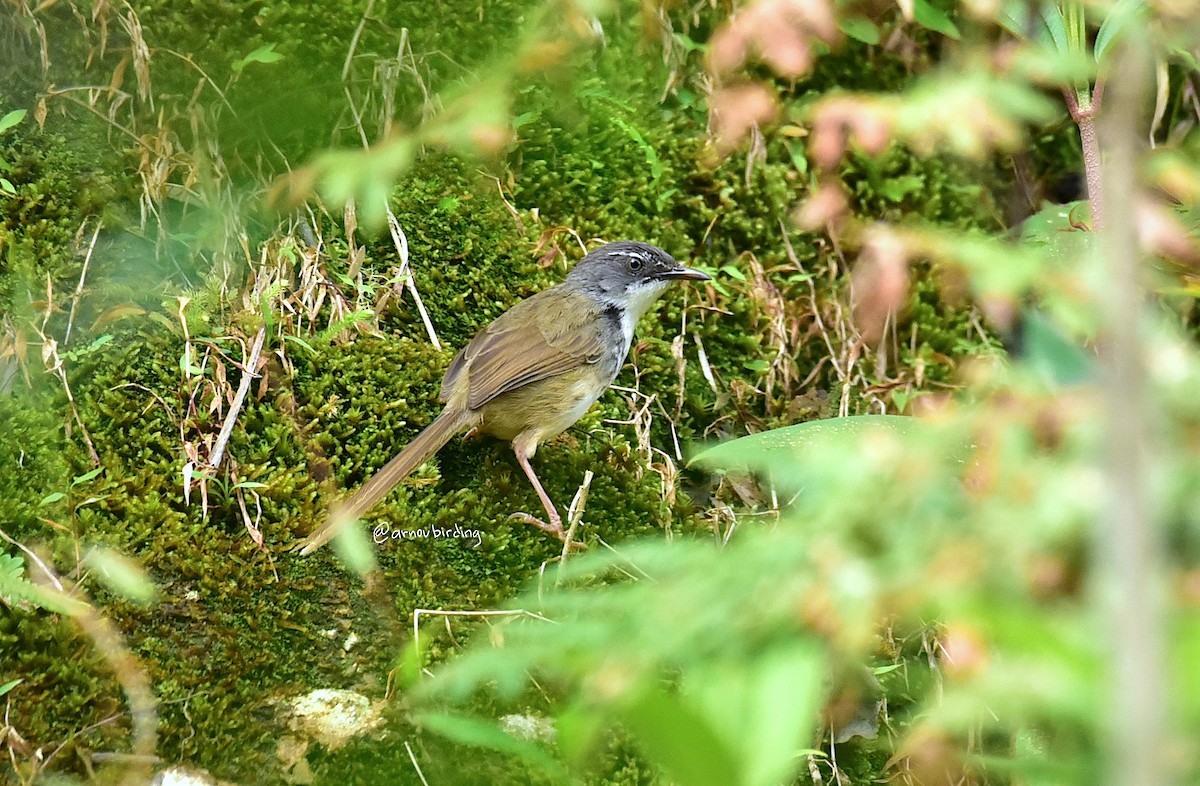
[619,689,742,786]
[0,109,26,134]
[912,0,960,39]
[897,72,1057,159]
[418,712,570,783]
[90,304,146,331]
[84,547,158,606]
[691,415,923,475]
[839,16,881,45]
[1094,0,1146,62]
[332,520,378,576]
[0,554,88,615]
[689,644,824,786]
[1020,200,1088,240]
[1018,201,1096,269]
[232,43,284,72]
[0,678,21,698]
[1038,3,1070,53]
[1020,310,1096,386]
[921,230,1048,298]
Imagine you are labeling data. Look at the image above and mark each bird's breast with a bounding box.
[476,363,613,444]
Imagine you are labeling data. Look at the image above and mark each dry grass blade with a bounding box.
[557,470,594,568]
[384,204,441,350]
[208,326,266,471]
[410,609,554,678]
[65,219,102,346]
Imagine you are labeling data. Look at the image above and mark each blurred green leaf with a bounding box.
[0,109,26,134]
[838,15,881,45]
[1021,310,1096,386]
[689,644,824,786]
[619,688,742,786]
[1094,0,1146,62]
[912,0,960,39]
[84,547,158,606]
[418,712,570,782]
[332,519,378,575]
[72,467,103,486]
[0,554,88,615]
[691,414,923,475]
[232,43,284,72]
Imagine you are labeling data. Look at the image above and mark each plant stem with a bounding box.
[1077,109,1103,229]
[1097,38,1168,786]
[1066,86,1104,230]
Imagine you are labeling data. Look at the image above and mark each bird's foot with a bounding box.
[461,427,481,442]
[508,512,587,550]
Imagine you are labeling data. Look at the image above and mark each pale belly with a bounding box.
[476,365,611,445]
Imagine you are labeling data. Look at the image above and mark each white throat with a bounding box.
[615,279,671,354]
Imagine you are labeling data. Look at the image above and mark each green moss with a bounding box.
[365,158,552,349]
[0,607,126,761]
[0,130,119,319]
[0,1,1087,783]
[0,390,68,540]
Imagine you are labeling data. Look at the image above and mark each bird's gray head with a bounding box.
[566,241,710,320]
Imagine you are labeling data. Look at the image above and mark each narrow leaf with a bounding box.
[911,0,960,39]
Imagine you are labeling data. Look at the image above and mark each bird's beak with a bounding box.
[656,265,711,282]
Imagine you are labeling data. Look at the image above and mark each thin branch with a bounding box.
[65,220,102,346]
[208,326,265,471]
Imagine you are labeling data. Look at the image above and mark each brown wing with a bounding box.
[440,286,607,411]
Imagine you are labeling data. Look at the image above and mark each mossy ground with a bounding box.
[0,2,1075,784]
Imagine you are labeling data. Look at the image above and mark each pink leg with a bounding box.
[511,448,564,538]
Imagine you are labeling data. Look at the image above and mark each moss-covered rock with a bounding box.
[0,1,1086,783]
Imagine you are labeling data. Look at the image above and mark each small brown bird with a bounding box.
[299,241,709,554]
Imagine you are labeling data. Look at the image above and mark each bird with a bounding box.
[298,241,709,554]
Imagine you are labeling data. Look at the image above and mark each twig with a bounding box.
[404,741,432,786]
[558,470,593,567]
[208,326,265,470]
[342,0,378,81]
[385,205,441,350]
[65,221,101,346]
[158,49,235,113]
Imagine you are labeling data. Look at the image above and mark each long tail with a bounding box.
[299,408,473,555]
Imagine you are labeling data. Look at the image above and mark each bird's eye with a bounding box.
[628,257,644,272]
